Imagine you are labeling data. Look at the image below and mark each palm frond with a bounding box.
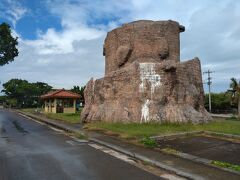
[230,77,238,89]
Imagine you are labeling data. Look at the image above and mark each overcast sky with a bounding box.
[0,0,240,93]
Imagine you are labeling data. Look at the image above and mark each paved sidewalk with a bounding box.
[157,135,240,165]
[17,110,240,180]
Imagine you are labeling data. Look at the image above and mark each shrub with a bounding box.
[140,136,158,148]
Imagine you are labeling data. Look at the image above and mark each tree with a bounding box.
[70,85,85,106]
[228,78,240,117]
[0,22,19,66]
[204,93,232,113]
[2,79,52,108]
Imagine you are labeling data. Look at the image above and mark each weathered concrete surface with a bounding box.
[82,20,211,123]
[157,135,240,165]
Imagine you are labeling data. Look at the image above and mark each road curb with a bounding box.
[89,137,201,180]
[153,131,240,176]
[175,152,240,176]
[204,131,240,140]
[17,110,198,179]
[17,110,83,134]
[16,110,240,179]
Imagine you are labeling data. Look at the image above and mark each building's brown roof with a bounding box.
[41,89,80,99]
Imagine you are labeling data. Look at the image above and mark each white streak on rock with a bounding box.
[141,99,150,123]
[91,78,95,94]
[139,63,161,95]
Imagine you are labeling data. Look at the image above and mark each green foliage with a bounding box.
[211,160,240,172]
[70,85,85,105]
[228,78,240,117]
[0,22,18,66]
[140,136,158,148]
[0,95,7,103]
[204,93,232,111]
[6,98,17,107]
[2,79,52,108]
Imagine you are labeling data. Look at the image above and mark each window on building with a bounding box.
[64,99,74,108]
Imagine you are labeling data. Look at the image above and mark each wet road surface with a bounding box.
[0,109,162,180]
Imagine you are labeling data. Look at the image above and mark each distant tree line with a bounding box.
[204,77,239,116]
[204,93,234,113]
[0,78,86,108]
[1,79,52,108]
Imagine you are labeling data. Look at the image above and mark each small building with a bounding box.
[41,89,80,113]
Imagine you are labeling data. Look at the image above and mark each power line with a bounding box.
[203,70,215,113]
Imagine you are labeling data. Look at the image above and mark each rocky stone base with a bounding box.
[81,58,212,123]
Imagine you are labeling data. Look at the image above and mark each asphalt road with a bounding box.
[0,109,162,180]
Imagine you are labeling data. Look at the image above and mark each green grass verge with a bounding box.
[211,160,240,172]
[84,119,240,139]
[44,113,80,123]
[21,108,80,124]
[21,108,42,114]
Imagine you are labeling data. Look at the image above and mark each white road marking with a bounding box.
[66,139,87,146]
[89,143,135,163]
[73,138,88,143]
[18,113,65,133]
[49,126,64,133]
[18,113,45,125]
[161,174,186,180]
[66,140,75,146]
[89,143,186,180]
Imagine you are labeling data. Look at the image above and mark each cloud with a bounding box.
[25,26,105,54]
[1,0,108,91]
[0,0,28,27]
[0,36,105,89]
[180,0,240,92]
[1,0,240,94]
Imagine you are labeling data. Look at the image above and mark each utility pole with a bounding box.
[203,70,214,113]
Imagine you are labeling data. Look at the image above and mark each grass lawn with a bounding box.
[21,108,81,124]
[84,119,240,139]
[21,108,42,114]
[44,113,80,123]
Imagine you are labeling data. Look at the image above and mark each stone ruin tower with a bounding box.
[81,20,212,123]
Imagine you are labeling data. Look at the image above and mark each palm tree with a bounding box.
[228,78,240,117]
